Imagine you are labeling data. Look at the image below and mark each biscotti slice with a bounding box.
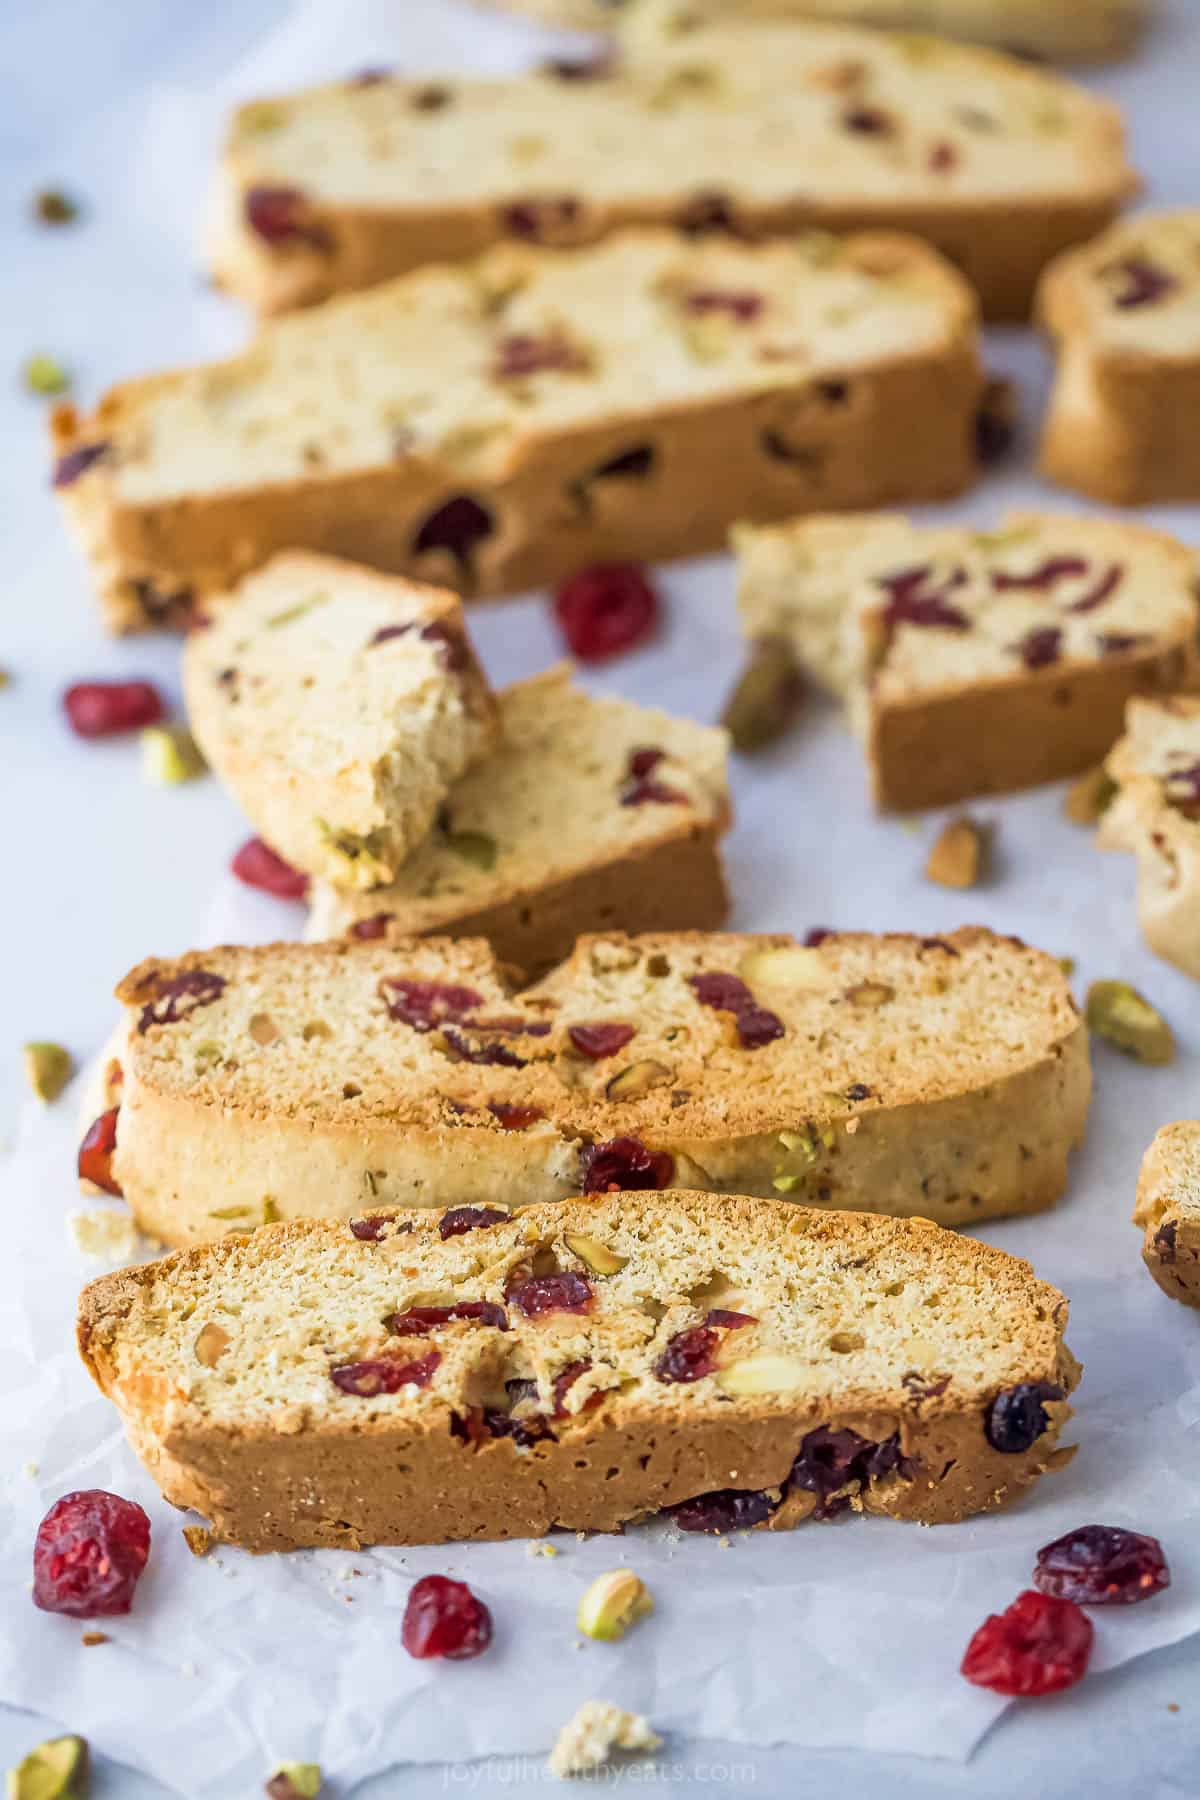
[482,0,1148,63]
[1038,211,1200,504]
[85,927,1090,1247]
[1135,1123,1200,1308]
[1098,696,1200,981]
[736,511,1200,812]
[76,1190,1080,1550]
[308,664,731,968]
[182,553,497,889]
[208,15,1134,321]
[53,229,982,634]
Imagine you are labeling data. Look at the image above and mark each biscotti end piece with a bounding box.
[183,553,497,889]
[1099,695,1200,979]
[54,228,982,633]
[307,664,731,966]
[736,510,1200,811]
[1134,1122,1200,1308]
[92,926,1089,1246]
[1038,211,1200,505]
[77,1189,1079,1550]
[210,16,1133,321]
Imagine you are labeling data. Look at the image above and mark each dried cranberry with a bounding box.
[78,1108,122,1195]
[402,1574,492,1660]
[500,196,580,241]
[553,563,658,663]
[1015,626,1063,670]
[388,1302,508,1335]
[63,680,164,739]
[846,1083,872,1102]
[844,105,892,134]
[1034,1525,1169,1606]
[582,444,655,484]
[349,1216,388,1241]
[654,1325,720,1384]
[805,928,833,946]
[411,495,494,577]
[1066,563,1124,613]
[690,972,784,1049]
[439,1206,509,1239]
[580,1136,675,1193]
[1155,1219,1179,1258]
[929,140,958,172]
[791,1427,873,1500]
[541,52,614,80]
[667,1487,780,1533]
[569,1022,635,1060]
[351,912,393,940]
[243,185,329,249]
[488,1102,544,1130]
[231,837,308,899]
[52,441,109,489]
[619,745,687,807]
[684,289,763,322]
[705,1309,756,1330]
[379,978,483,1031]
[484,1399,556,1448]
[136,969,226,1034]
[1097,633,1148,656]
[493,333,588,379]
[507,1271,593,1318]
[442,1027,528,1069]
[677,190,737,235]
[33,1490,151,1617]
[961,1590,1093,1696]
[552,1359,602,1417]
[1104,255,1177,310]
[877,566,970,636]
[330,1351,441,1395]
[992,556,1089,593]
[1163,764,1200,819]
[985,1382,1063,1453]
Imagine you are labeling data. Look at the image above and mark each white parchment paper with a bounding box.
[3,0,1200,1793]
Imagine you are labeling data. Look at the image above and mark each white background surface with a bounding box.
[4,1,1200,1794]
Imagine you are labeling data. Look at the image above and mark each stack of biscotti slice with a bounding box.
[77,1190,1080,1550]
[81,927,1090,1246]
[1099,696,1200,980]
[482,0,1148,64]
[184,552,498,890]
[1135,1123,1200,1308]
[307,664,732,970]
[52,229,982,633]
[208,15,1134,319]
[1038,210,1200,504]
[736,511,1199,811]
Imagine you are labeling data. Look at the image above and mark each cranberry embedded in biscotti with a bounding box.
[506,1271,593,1318]
[878,566,970,636]
[1103,254,1177,309]
[378,977,483,1031]
[487,1102,544,1130]
[350,912,393,940]
[579,1137,675,1193]
[33,1490,151,1617]
[63,680,164,739]
[136,969,226,1034]
[985,1381,1064,1452]
[683,289,763,322]
[78,1108,122,1195]
[569,1022,635,1060]
[411,495,495,575]
[552,1359,603,1417]
[500,196,581,242]
[244,185,328,248]
[402,1574,493,1660]
[689,972,783,1049]
[1015,627,1063,670]
[654,1325,719,1384]
[388,1302,508,1335]
[329,1350,441,1396]
[231,837,309,899]
[52,441,109,489]
[667,1487,780,1533]
[439,1206,509,1240]
[1034,1525,1169,1605]
[961,1590,1092,1696]
[553,564,658,663]
[493,333,589,380]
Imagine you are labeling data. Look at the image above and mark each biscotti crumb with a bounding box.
[527,1542,561,1558]
[81,1631,110,1647]
[548,1700,662,1780]
[67,1206,137,1264]
[182,1525,215,1557]
[925,816,991,889]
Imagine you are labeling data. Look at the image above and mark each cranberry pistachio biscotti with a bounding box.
[1099,697,1200,981]
[736,512,1199,812]
[1038,211,1200,504]
[183,553,497,890]
[307,664,732,968]
[209,14,1134,320]
[1135,1123,1200,1308]
[53,229,983,634]
[81,928,1090,1246]
[77,1191,1080,1550]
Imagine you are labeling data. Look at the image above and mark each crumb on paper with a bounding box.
[527,1542,561,1559]
[68,1206,138,1263]
[81,1631,110,1647]
[23,1462,39,1479]
[1168,1702,1181,1713]
[182,1525,215,1558]
[549,1700,661,1780]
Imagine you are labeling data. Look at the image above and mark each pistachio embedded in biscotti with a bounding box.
[605,1059,672,1101]
[925,815,991,890]
[845,981,894,1008]
[576,1569,654,1642]
[564,1232,627,1276]
[1085,980,1175,1065]
[716,1350,809,1395]
[6,1735,90,1799]
[719,638,804,752]
[738,945,828,990]
[194,1323,232,1366]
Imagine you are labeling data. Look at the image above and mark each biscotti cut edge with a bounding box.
[76,1190,1081,1550]
[1099,695,1200,979]
[1134,1122,1200,1308]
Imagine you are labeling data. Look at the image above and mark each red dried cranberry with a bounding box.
[846,1083,872,1102]
[1104,255,1177,309]
[78,1108,122,1195]
[388,1303,508,1335]
[33,1490,151,1617]
[1067,564,1124,612]
[379,978,483,1031]
[349,1215,389,1241]
[231,837,308,899]
[1015,626,1063,670]
[689,972,784,1049]
[1097,632,1148,656]
[877,565,970,636]
[620,745,687,807]
[136,969,226,1034]
[552,1359,603,1417]
[668,1487,781,1533]
[442,1026,527,1068]
[411,495,494,577]
[929,140,959,172]
[569,1022,635,1060]
[654,1325,719,1384]
[351,912,393,940]
[580,1136,675,1193]
[243,185,328,249]
[493,333,588,379]
[1155,1218,1179,1258]
[791,1427,873,1500]
[1163,764,1200,819]
[1034,1525,1169,1605]
[52,442,109,489]
[507,1271,593,1318]
[488,1102,544,1130]
[677,190,737,235]
[330,1350,441,1395]
[63,680,164,739]
[501,197,581,241]
[402,1574,492,1661]
[985,1382,1063,1453]
[439,1206,509,1239]
[805,928,833,946]
[705,1309,756,1330]
[992,556,1088,593]
[961,1590,1093,1696]
[843,105,893,134]
[554,564,658,663]
[684,289,763,322]
[131,576,194,626]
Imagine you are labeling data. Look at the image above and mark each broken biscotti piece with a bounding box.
[736,511,1199,812]
[86,927,1090,1247]
[210,15,1134,320]
[76,1189,1080,1550]
[1134,1122,1200,1308]
[182,553,497,891]
[1099,696,1200,981]
[52,229,983,634]
[481,0,1149,64]
[308,665,731,968]
[1038,211,1200,504]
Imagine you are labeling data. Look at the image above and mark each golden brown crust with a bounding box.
[1134,1121,1200,1308]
